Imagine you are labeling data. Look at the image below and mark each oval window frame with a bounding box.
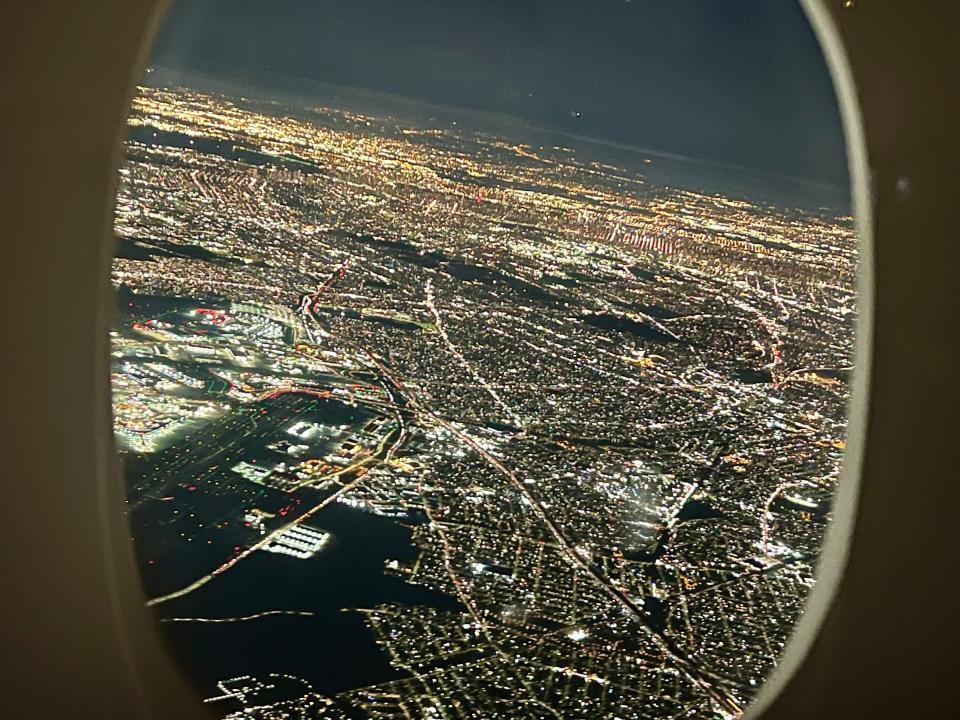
[99,0,874,717]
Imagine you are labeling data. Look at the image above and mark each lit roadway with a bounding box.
[145,326,409,607]
[337,308,744,717]
[147,300,742,715]
[147,417,405,607]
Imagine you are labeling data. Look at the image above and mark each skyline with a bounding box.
[151,0,848,189]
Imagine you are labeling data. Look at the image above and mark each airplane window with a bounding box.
[110,1,859,717]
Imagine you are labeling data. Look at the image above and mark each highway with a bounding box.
[340,316,744,717]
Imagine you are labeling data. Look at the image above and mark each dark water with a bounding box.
[129,392,376,596]
[158,502,460,698]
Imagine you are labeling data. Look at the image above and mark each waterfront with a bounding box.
[158,501,460,699]
[112,80,856,717]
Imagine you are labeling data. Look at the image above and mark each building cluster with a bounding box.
[114,85,857,719]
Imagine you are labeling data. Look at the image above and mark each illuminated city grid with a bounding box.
[111,84,856,719]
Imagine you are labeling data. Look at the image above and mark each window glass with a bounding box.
[111,2,857,717]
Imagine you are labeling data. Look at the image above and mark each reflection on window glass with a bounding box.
[111,1,856,717]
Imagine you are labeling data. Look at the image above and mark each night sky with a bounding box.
[151,0,847,187]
